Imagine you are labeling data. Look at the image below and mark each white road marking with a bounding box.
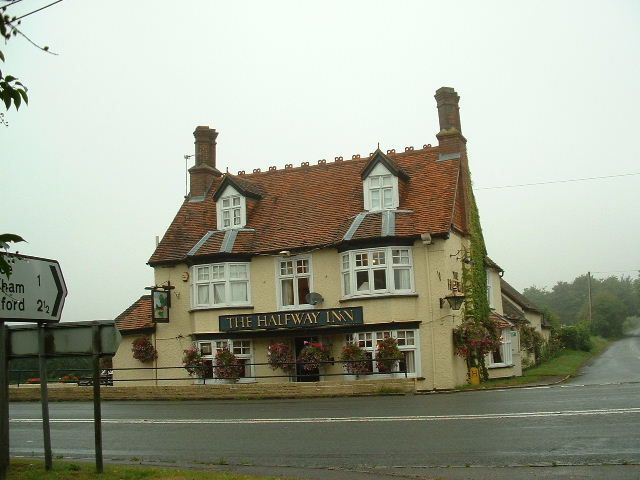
[10,407,640,425]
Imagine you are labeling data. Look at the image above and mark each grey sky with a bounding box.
[3,1,639,322]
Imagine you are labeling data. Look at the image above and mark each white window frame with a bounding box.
[345,329,419,378]
[341,247,414,298]
[486,269,494,309]
[192,262,251,309]
[197,340,254,383]
[488,328,513,367]
[216,185,247,230]
[276,255,313,310]
[363,163,399,211]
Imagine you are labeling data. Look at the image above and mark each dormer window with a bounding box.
[361,149,406,212]
[369,174,394,210]
[222,195,242,228]
[216,185,247,230]
[363,163,399,211]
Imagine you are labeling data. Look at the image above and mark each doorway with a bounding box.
[295,336,320,382]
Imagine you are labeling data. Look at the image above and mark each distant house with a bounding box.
[485,258,522,379]
[114,87,526,390]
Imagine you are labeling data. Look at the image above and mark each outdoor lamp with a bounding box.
[440,286,466,310]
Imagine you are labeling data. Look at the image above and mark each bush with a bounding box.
[558,324,592,351]
[520,325,544,361]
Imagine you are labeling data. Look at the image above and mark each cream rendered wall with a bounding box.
[117,231,482,390]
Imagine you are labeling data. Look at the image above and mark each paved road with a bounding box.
[8,336,640,479]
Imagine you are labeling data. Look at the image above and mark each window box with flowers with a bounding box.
[131,336,157,363]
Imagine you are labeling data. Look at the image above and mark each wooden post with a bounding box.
[587,271,593,328]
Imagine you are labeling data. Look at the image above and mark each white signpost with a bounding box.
[0,253,68,480]
[0,253,67,323]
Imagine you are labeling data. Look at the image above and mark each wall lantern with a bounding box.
[440,286,466,310]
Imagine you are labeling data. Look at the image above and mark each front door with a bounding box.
[295,336,320,382]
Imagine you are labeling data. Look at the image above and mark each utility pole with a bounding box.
[587,271,593,328]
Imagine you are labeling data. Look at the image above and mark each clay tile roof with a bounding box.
[149,145,466,265]
[361,148,410,180]
[213,174,263,200]
[114,295,154,333]
[490,311,514,329]
[500,278,542,314]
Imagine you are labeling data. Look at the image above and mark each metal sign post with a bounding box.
[0,321,9,480]
[7,321,120,474]
[38,325,53,471]
[92,323,103,473]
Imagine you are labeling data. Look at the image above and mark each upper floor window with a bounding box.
[369,175,394,210]
[341,247,414,298]
[192,262,250,308]
[363,163,399,211]
[486,269,494,309]
[277,256,312,309]
[216,186,246,230]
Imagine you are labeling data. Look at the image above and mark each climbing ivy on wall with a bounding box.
[455,164,497,381]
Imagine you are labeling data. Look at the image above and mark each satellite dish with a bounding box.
[306,292,324,305]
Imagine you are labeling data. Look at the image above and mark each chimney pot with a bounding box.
[434,87,462,134]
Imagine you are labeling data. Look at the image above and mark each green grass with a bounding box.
[8,459,287,480]
[457,336,610,390]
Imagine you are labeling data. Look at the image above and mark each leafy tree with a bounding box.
[0,5,29,117]
[0,233,25,276]
[591,291,626,338]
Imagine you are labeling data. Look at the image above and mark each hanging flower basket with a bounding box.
[453,320,501,380]
[339,343,371,375]
[182,345,204,377]
[131,336,157,363]
[213,346,244,381]
[375,337,403,373]
[267,342,295,374]
[297,341,330,372]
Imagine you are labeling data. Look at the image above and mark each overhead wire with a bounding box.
[476,172,640,191]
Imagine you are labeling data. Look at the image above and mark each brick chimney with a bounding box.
[189,126,222,197]
[435,87,466,154]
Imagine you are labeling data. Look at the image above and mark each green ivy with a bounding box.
[459,165,495,380]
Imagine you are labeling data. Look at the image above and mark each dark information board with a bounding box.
[219,306,363,332]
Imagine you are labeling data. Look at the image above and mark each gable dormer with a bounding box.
[361,149,409,211]
[213,175,262,230]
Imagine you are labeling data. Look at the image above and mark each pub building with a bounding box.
[113,87,524,390]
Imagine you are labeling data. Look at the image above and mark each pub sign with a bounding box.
[219,306,363,332]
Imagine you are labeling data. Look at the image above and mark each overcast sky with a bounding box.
[3,1,639,322]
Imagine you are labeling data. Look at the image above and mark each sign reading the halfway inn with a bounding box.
[219,307,363,332]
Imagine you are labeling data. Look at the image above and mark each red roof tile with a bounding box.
[114,295,154,333]
[149,145,467,265]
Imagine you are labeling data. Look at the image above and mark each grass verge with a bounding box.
[457,336,610,390]
[8,458,286,480]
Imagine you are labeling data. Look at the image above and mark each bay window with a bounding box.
[341,247,414,297]
[488,328,513,367]
[193,263,250,308]
[197,340,254,381]
[345,329,418,376]
[277,256,312,309]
